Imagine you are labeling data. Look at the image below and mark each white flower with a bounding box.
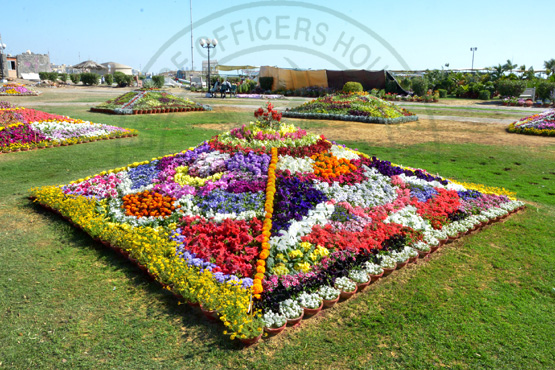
[335,276,356,292]
[297,292,322,309]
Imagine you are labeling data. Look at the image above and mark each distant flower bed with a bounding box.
[283,93,418,124]
[30,102,524,345]
[0,101,137,153]
[92,89,208,114]
[236,94,283,100]
[0,83,41,96]
[507,110,555,136]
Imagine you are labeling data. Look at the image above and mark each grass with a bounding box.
[0,98,554,369]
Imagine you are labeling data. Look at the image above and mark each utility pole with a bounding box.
[190,0,194,72]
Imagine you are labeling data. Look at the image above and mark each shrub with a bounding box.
[152,75,165,88]
[259,77,274,91]
[496,80,526,97]
[143,79,155,89]
[80,72,100,86]
[478,90,491,100]
[438,89,448,98]
[38,72,48,81]
[47,72,59,82]
[69,74,81,85]
[343,81,363,93]
[58,73,68,83]
[104,74,114,86]
[385,79,398,94]
[411,77,428,96]
[114,72,133,87]
[536,81,555,100]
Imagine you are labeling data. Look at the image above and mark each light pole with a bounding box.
[200,38,217,96]
[470,47,477,71]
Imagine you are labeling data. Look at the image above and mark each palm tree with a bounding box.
[491,64,505,81]
[503,59,518,73]
[544,59,555,76]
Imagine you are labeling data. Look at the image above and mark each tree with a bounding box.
[491,64,505,81]
[503,59,518,73]
[544,59,555,76]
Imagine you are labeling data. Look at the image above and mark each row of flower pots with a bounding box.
[90,107,204,114]
[31,198,525,347]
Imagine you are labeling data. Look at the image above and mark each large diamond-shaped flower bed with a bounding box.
[0,83,41,96]
[30,103,524,344]
[91,88,207,115]
[283,92,418,124]
[507,109,555,136]
[0,101,137,153]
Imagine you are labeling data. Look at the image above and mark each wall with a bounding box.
[16,53,51,77]
[0,54,7,80]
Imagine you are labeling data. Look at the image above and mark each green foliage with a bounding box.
[113,72,133,87]
[80,72,100,86]
[38,72,48,81]
[58,73,68,83]
[142,79,155,89]
[535,81,555,100]
[152,75,165,88]
[104,74,114,86]
[496,80,526,97]
[342,81,363,93]
[411,77,428,96]
[438,89,448,98]
[47,72,59,82]
[385,79,398,94]
[259,77,274,91]
[478,90,491,100]
[398,77,411,91]
[69,74,81,85]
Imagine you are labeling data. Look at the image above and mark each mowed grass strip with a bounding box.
[0,104,553,369]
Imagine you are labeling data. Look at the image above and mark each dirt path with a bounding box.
[198,117,555,150]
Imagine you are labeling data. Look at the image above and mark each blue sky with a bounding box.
[2,0,554,73]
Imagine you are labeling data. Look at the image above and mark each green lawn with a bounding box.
[0,102,554,369]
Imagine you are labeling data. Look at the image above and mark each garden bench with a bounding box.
[519,88,535,100]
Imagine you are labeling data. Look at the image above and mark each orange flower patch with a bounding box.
[122,191,179,218]
[311,152,357,178]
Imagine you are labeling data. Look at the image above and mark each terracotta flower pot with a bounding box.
[322,296,340,308]
[339,286,358,301]
[286,312,304,327]
[200,306,220,322]
[239,333,263,346]
[264,323,287,336]
[409,255,418,264]
[370,272,383,283]
[356,279,371,292]
[430,244,441,253]
[396,260,408,270]
[417,249,430,259]
[303,302,323,318]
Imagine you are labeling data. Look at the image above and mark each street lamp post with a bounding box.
[199,38,218,97]
[470,47,477,71]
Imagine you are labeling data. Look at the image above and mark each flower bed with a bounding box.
[0,101,137,153]
[91,88,208,115]
[283,93,418,124]
[236,94,283,100]
[30,102,525,344]
[506,110,555,136]
[0,83,41,96]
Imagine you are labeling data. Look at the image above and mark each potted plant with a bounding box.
[364,262,384,283]
[393,249,410,269]
[543,99,552,107]
[335,276,357,300]
[199,294,220,322]
[263,311,287,336]
[380,255,397,276]
[414,241,431,258]
[317,285,341,308]
[279,299,304,327]
[348,269,370,291]
[297,292,323,317]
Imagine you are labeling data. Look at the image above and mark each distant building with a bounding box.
[16,51,51,78]
[102,62,133,76]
